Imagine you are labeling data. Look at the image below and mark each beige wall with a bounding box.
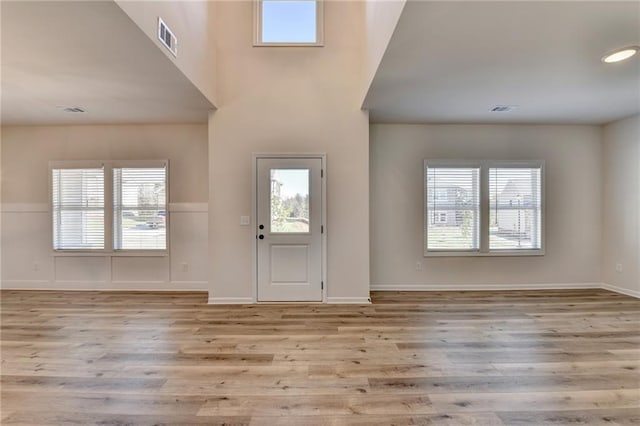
[602,114,640,296]
[115,0,217,106]
[361,0,406,104]
[370,124,603,289]
[1,124,208,204]
[1,124,209,290]
[208,0,370,302]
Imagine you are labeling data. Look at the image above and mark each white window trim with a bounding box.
[49,160,169,256]
[253,0,324,47]
[424,159,545,257]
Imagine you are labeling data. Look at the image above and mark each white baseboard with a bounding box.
[601,283,640,298]
[5,281,636,301]
[370,282,601,291]
[171,281,208,286]
[1,280,208,291]
[1,280,51,289]
[103,281,208,291]
[326,297,372,304]
[207,297,371,305]
[208,297,254,304]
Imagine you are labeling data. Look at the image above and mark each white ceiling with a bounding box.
[364,1,640,124]
[1,1,212,125]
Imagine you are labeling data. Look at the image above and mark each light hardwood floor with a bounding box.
[1,289,639,425]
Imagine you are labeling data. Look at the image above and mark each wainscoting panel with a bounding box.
[1,203,208,291]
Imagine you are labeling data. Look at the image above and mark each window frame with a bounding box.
[49,160,169,256]
[424,159,545,257]
[253,0,324,47]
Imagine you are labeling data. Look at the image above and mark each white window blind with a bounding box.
[113,167,167,250]
[52,168,105,250]
[489,167,542,250]
[425,166,480,251]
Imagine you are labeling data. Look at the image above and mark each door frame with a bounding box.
[252,153,327,303]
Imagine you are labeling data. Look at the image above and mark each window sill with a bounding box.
[425,250,545,257]
[253,42,324,47]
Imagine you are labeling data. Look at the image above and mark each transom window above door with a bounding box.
[254,0,324,46]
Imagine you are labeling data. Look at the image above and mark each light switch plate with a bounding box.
[240,216,250,226]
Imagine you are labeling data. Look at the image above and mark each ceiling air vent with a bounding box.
[158,17,178,57]
[491,105,518,112]
[62,107,85,113]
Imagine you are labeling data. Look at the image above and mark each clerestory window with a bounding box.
[254,0,324,46]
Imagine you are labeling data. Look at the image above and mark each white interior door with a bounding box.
[256,157,323,302]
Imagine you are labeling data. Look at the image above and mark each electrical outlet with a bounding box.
[615,263,623,273]
[181,262,188,272]
[415,261,422,271]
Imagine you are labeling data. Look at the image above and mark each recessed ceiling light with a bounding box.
[602,46,639,63]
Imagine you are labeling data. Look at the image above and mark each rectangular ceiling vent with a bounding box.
[491,105,517,112]
[158,17,178,57]
[63,107,85,113]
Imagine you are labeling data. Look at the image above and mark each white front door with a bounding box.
[256,157,323,302]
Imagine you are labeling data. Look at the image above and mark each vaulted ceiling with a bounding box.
[364,1,640,124]
[3,1,638,126]
[1,1,212,125]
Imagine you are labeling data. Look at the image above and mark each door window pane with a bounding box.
[271,169,310,233]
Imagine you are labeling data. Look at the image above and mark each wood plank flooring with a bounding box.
[1,289,638,425]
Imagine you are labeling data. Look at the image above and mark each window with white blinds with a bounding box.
[51,161,168,252]
[113,167,167,250]
[425,166,480,251]
[424,160,544,256]
[490,167,542,250]
[52,167,105,250]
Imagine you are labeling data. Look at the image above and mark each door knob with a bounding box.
[259,224,264,230]
[259,235,264,239]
